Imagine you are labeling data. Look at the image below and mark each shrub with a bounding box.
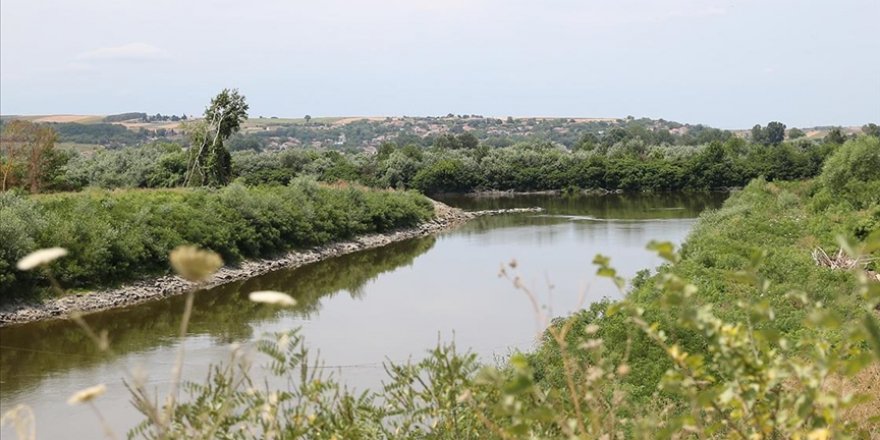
[0,184,433,302]
[818,136,880,209]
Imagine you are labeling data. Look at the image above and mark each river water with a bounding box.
[0,192,725,439]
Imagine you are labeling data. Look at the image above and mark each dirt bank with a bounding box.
[0,202,541,326]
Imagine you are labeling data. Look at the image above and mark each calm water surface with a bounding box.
[0,193,726,439]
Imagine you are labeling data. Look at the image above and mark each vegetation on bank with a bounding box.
[0,180,433,302]
[3,138,878,439]
[6,106,876,195]
[526,136,880,422]
[15,129,855,194]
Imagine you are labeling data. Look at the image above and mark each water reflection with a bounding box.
[0,237,435,398]
[436,192,725,219]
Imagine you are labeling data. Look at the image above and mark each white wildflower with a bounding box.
[248,291,297,306]
[67,384,106,405]
[169,246,223,282]
[17,248,68,271]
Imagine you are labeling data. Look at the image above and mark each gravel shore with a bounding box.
[0,202,541,327]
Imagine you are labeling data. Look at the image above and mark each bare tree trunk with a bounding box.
[184,110,226,186]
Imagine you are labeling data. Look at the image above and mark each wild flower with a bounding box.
[168,245,223,282]
[249,291,297,306]
[67,384,106,405]
[15,247,67,271]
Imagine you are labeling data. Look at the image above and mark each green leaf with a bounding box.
[647,240,678,263]
[863,313,880,361]
[592,254,610,266]
[597,267,617,278]
[503,375,533,395]
[509,353,529,370]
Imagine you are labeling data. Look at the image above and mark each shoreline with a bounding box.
[439,188,738,198]
[0,202,542,327]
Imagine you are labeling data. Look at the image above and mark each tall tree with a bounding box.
[824,127,847,145]
[764,121,786,145]
[787,128,806,140]
[185,89,249,186]
[0,120,58,193]
[750,124,765,145]
[861,123,879,138]
[751,122,786,145]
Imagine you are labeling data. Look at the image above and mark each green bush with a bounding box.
[0,182,433,302]
[818,136,880,209]
[530,178,872,405]
[411,158,478,193]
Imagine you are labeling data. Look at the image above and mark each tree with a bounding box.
[457,132,479,150]
[0,120,58,193]
[824,127,847,145]
[304,115,312,125]
[751,122,786,145]
[185,89,249,186]
[377,142,396,161]
[751,124,765,144]
[764,121,786,145]
[434,133,459,150]
[861,123,879,138]
[787,128,806,140]
[572,133,599,152]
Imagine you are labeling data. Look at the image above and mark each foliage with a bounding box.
[411,158,478,193]
[816,136,880,209]
[751,121,786,145]
[0,120,60,193]
[824,127,849,145]
[4,164,878,438]
[23,127,860,196]
[51,122,147,147]
[114,202,879,439]
[62,142,186,189]
[103,112,148,123]
[787,127,806,139]
[184,89,249,187]
[0,181,433,301]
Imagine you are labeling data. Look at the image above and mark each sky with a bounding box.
[1,0,878,128]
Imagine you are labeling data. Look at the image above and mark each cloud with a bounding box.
[76,43,168,61]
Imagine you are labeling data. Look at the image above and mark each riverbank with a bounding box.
[0,201,542,326]
[462,188,738,197]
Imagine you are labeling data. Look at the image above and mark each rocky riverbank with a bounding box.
[0,202,542,326]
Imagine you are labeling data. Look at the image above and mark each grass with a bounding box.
[531,175,878,400]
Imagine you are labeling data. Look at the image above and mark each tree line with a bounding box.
[2,89,877,195]
[27,125,875,195]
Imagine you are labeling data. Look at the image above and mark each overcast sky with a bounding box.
[1,0,878,128]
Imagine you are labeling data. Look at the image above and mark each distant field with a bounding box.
[2,114,105,124]
[244,116,345,126]
[118,121,182,130]
[1,114,868,139]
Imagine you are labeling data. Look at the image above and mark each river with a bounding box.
[0,192,726,439]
